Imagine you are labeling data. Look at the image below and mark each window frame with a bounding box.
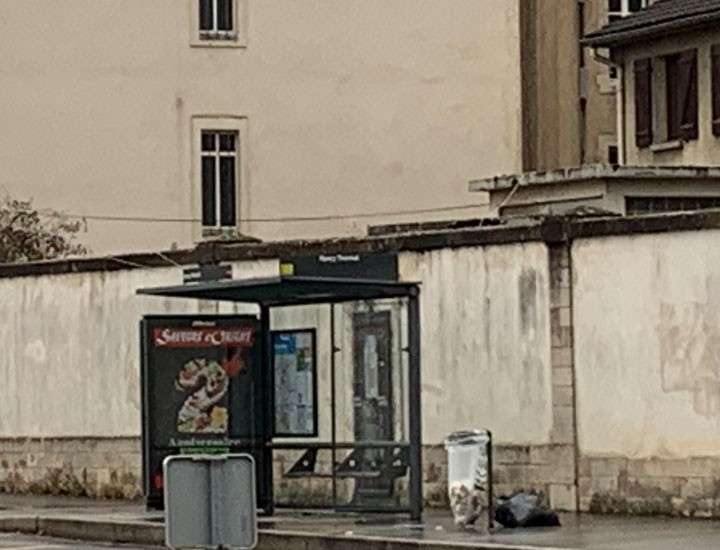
[626,196,720,216]
[190,0,248,48]
[201,130,239,229]
[191,117,249,241]
[608,0,648,23]
[632,48,700,150]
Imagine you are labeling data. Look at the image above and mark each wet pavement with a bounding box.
[260,511,720,550]
[0,532,154,550]
[1,495,720,549]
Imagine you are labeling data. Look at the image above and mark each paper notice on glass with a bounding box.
[273,331,316,436]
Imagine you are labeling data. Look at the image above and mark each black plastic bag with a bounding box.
[494,492,561,528]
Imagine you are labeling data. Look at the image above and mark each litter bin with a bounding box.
[444,429,492,530]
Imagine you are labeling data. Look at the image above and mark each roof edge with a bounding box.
[469,165,720,192]
[5,210,720,279]
[582,11,720,48]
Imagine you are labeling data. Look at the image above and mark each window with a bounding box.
[199,0,235,38]
[626,197,720,216]
[665,51,698,141]
[201,130,238,228]
[608,145,619,164]
[633,50,698,148]
[608,0,647,23]
[712,45,720,137]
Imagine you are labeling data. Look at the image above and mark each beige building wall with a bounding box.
[620,30,720,166]
[520,0,582,171]
[519,0,625,172]
[582,0,622,165]
[0,0,524,256]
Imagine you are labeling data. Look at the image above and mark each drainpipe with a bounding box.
[593,49,626,166]
[493,181,521,217]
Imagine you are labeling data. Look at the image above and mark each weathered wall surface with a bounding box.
[574,230,720,516]
[0,260,277,438]
[0,0,521,255]
[400,244,553,447]
[0,242,557,505]
[7,220,720,513]
[0,259,277,498]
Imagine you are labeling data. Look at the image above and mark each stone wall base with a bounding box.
[0,437,142,499]
[580,455,720,518]
[423,443,578,511]
[5,438,719,517]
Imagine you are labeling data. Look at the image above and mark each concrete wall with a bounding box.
[0,0,523,255]
[11,226,720,515]
[574,230,720,516]
[0,260,277,438]
[400,245,553,446]
[0,241,557,506]
[621,29,720,167]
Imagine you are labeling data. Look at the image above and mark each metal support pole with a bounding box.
[487,431,494,532]
[408,289,423,521]
[260,306,275,515]
[330,304,338,507]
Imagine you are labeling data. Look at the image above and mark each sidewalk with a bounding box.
[0,494,719,550]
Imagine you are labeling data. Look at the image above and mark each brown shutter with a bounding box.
[713,45,720,136]
[678,50,698,141]
[665,55,680,140]
[634,58,653,148]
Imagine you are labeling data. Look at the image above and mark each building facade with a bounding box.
[471,1,720,218]
[0,0,528,255]
[0,1,633,257]
[520,0,653,172]
[585,0,720,165]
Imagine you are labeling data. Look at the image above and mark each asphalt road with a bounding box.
[0,533,151,550]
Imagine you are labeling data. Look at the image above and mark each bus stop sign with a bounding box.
[164,454,257,550]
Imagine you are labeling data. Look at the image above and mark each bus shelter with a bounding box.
[137,273,423,520]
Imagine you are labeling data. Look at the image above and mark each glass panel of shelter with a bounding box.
[268,299,410,512]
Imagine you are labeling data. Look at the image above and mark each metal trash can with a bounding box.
[444,429,492,530]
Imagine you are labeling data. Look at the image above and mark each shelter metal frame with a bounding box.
[138,275,423,520]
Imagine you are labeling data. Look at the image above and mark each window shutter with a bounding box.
[634,58,653,148]
[713,45,720,136]
[678,50,698,141]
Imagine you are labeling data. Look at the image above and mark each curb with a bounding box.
[0,516,39,535]
[0,516,578,550]
[259,529,576,550]
[38,517,164,546]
